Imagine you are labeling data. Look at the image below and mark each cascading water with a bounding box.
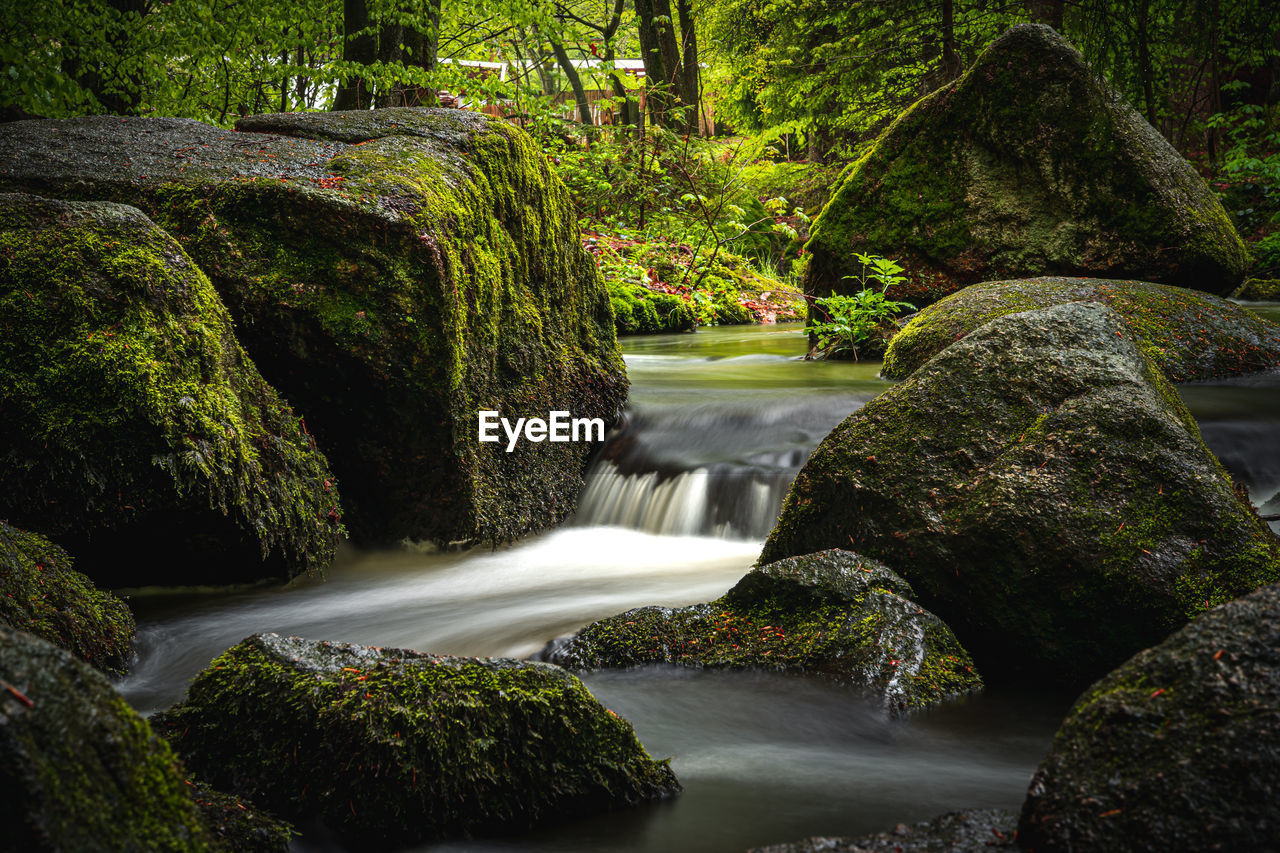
[112,322,1280,853]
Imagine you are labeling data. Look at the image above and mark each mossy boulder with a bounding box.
[749,809,1017,852]
[540,549,981,713]
[186,780,295,853]
[0,109,626,548]
[1235,277,1280,301]
[1019,582,1280,851]
[803,25,1247,310]
[761,302,1280,685]
[882,277,1280,381]
[0,194,340,586]
[153,633,679,847]
[0,625,215,851]
[0,522,134,674]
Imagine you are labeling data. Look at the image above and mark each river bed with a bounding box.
[116,321,1280,852]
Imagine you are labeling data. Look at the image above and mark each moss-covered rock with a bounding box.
[761,302,1280,686]
[0,194,340,587]
[153,632,678,847]
[0,625,216,851]
[748,809,1017,852]
[1019,582,1280,852]
[0,522,134,674]
[803,25,1247,310]
[541,549,980,713]
[0,109,626,548]
[187,780,295,853]
[882,277,1280,381]
[1235,277,1280,301]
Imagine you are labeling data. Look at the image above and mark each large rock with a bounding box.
[0,522,134,674]
[883,277,1280,382]
[540,549,981,713]
[803,25,1247,309]
[0,194,340,586]
[1019,582,1280,851]
[0,625,215,851]
[761,303,1280,685]
[749,809,1017,852]
[0,109,627,547]
[153,633,679,847]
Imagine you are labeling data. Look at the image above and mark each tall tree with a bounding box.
[674,0,700,133]
[634,0,684,128]
[334,0,375,110]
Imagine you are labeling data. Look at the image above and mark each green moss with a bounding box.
[0,194,341,586]
[762,303,1280,685]
[1235,277,1280,301]
[154,633,678,847]
[0,625,217,851]
[547,550,981,713]
[882,277,1280,381]
[186,780,295,853]
[803,25,1248,311]
[0,522,134,674]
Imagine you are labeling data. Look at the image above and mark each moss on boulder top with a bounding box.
[540,549,981,714]
[0,194,340,587]
[761,302,1280,686]
[803,25,1247,309]
[153,633,678,847]
[0,625,215,851]
[882,277,1280,381]
[0,522,134,674]
[0,109,626,548]
[1019,582,1280,852]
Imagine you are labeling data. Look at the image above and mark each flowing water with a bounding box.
[115,321,1280,853]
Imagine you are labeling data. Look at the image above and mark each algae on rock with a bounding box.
[0,522,134,674]
[762,302,1280,685]
[803,25,1247,310]
[542,549,981,713]
[1020,582,1280,852]
[882,277,1280,381]
[154,633,679,848]
[0,625,216,852]
[0,194,341,586]
[0,109,627,549]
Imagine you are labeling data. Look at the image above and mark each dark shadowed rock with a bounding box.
[0,109,626,548]
[0,194,340,586]
[0,522,134,674]
[540,549,981,713]
[153,633,678,848]
[882,277,1280,381]
[1019,582,1280,852]
[803,25,1247,309]
[748,809,1017,852]
[762,303,1280,685]
[0,625,215,851]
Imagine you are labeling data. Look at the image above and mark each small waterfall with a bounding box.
[575,394,871,540]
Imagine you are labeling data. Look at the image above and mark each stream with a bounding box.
[116,320,1280,852]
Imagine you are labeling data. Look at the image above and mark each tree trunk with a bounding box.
[333,0,375,110]
[942,0,961,81]
[675,0,700,134]
[1136,0,1157,127]
[376,23,404,107]
[551,42,593,124]
[634,0,683,129]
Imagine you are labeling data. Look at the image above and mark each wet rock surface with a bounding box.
[763,302,1280,685]
[748,809,1016,852]
[154,632,679,848]
[541,549,982,713]
[1019,581,1280,852]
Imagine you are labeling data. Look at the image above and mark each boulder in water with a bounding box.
[153,633,679,847]
[0,194,340,586]
[803,25,1247,308]
[0,522,134,674]
[0,625,215,851]
[748,809,1017,852]
[882,277,1280,382]
[541,549,981,713]
[762,302,1280,685]
[0,109,626,549]
[1019,581,1280,851]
